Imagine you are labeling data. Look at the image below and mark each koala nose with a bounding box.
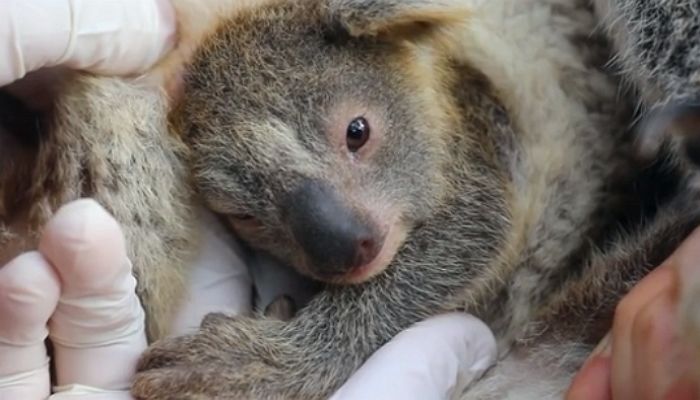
[284,180,384,277]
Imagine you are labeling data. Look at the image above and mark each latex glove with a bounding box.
[168,206,253,336]
[0,199,146,399]
[0,0,177,87]
[331,313,497,400]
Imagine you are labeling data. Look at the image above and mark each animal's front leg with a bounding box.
[132,285,415,399]
[132,169,512,399]
[131,243,494,400]
[132,313,299,400]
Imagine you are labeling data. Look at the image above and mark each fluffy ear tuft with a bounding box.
[325,0,470,38]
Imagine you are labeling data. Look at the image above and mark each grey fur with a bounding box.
[0,78,197,341]
[2,0,700,398]
[130,0,690,398]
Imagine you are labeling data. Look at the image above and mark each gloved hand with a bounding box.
[0,199,498,399]
[0,0,177,87]
[0,199,146,400]
[330,314,496,400]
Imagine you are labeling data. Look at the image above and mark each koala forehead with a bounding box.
[188,1,405,106]
[179,0,447,217]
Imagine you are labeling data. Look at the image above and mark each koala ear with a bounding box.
[325,0,470,38]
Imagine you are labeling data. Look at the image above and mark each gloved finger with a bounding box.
[0,251,61,400]
[58,0,177,75]
[0,0,177,87]
[49,384,133,400]
[329,313,497,400]
[39,199,147,392]
[169,207,253,336]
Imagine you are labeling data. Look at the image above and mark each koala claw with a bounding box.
[132,366,218,400]
[135,333,201,372]
[132,363,287,400]
[132,313,295,400]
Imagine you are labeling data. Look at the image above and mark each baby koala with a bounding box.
[2,0,700,399]
[130,0,700,398]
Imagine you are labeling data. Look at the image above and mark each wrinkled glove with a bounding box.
[331,313,496,400]
[0,0,176,87]
[0,200,146,399]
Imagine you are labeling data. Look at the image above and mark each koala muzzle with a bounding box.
[285,180,384,278]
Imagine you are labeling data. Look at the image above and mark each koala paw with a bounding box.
[131,313,297,400]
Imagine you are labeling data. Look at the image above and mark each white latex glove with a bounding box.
[0,0,177,87]
[331,314,497,400]
[0,199,146,400]
[0,199,498,399]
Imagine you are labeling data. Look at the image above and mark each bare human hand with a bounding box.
[566,228,700,400]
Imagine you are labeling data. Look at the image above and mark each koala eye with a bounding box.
[346,117,370,152]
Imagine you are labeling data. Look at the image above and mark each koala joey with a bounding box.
[130,0,700,398]
[1,1,699,400]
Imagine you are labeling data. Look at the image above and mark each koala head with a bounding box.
[177,0,469,284]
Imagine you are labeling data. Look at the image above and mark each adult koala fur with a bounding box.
[1,0,699,399]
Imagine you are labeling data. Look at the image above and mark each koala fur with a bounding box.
[1,0,699,399]
[132,0,699,398]
[0,74,196,341]
[593,0,700,168]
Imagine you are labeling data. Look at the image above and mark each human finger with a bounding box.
[565,333,612,400]
[611,226,700,400]
[629,287,678,400]
[611,262,675,400]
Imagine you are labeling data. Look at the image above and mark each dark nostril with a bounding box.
[353,237,382,268]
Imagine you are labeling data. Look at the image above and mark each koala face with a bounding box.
[179,0,460,284]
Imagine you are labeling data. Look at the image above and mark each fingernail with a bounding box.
[590,333,612,359]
